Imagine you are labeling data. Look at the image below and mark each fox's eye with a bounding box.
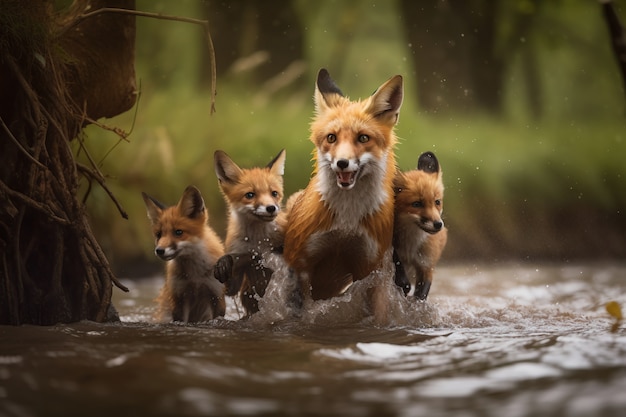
[174,229,183,236]
[245,192,255,199]
[155,231,162,239]
[327,134,337,143]
[435,199,441,206]
[271,191,279,198]
[358,134,369,143]
[412,201,424,208]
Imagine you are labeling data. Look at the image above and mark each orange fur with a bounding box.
[284,69,403,308]
[393,152,447,300]
[142,186,225,322]
[214,149,286,316]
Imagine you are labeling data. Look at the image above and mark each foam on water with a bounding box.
[4,262,626,417]
[247,250,443,329]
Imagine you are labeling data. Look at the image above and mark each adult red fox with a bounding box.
[283,69,403,312]
[141,186,226,322]
[213,149,286,317]
[393,151,447,300]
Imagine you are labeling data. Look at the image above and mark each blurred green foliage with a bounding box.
[77,0,626,272]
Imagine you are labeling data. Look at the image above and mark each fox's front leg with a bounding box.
[414,266,432,301]
[214,254,233,283]
[393,249,411,296]
[214,253,250,296]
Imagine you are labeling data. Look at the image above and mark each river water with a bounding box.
[1,260,625,417]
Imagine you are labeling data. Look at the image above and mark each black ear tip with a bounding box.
[214,150,226,162]
[317,68,344,97]
[417,151,440,173]
[186,185,204,202]
[183,185,205,217]
[318,68,329,79]
[185,185,200,194]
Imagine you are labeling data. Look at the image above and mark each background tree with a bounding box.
[202,0,305,91]
[399,0,540,116]
[0,0,136,325]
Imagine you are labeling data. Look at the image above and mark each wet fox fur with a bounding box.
[213,149,286,317]
[142,186,226,322]
[283,69,403,315]
[393,152,447,300]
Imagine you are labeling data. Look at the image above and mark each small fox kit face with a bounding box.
[394,152,444,234]
[312,69,403,190]
[214,149,286,221]
[142,186,208,261]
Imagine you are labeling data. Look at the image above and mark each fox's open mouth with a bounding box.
[336,170,358,188]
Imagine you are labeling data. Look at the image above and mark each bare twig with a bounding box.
[0,180,71,225]
[61,7,218,114]
[81,216,129,293]
[0,117,46,169]
[85,117,131,141]
[75,119,129,220]
[76,163,129,219]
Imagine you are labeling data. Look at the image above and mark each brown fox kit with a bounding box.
[283,69,403,314]
[142,186,226,322]
[213,149,286,317]
[393,151,447,300]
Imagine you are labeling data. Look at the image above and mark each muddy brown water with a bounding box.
[2,259,626,417]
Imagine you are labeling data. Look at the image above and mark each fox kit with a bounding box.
[213,149,286,317]
[393,151,447,300]
[142,186,226,322]
[284,69,403,311]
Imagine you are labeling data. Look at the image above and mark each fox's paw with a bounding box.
[214,254,234,284]
[414,280,431,301]
[394,271,411,296]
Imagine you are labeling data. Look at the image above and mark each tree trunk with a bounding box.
[203,0,305,88]
[0,0,136,325]
[601,0,626,98]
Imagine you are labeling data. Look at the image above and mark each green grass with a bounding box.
[78,80,626,267]
[77,0,626,268]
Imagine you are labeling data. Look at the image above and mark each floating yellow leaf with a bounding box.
[606,301,623,321]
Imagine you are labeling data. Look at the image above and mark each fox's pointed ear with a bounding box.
[178,186,205,219]
[367,75,403,125]
[142,192,165,224]
[314,68,345,114]
[417,152,440,174]
[214,150,243,184]
[267,149,286,176]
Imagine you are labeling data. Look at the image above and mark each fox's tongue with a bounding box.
[337,171,355,187]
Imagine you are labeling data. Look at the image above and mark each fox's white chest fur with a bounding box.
[169,239,222,297]
[228,210,282,256]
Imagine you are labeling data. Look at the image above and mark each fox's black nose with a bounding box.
[266,205,276,214]
[337,159,349,170]
[433,221,443,230]
[155,248,165,256]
